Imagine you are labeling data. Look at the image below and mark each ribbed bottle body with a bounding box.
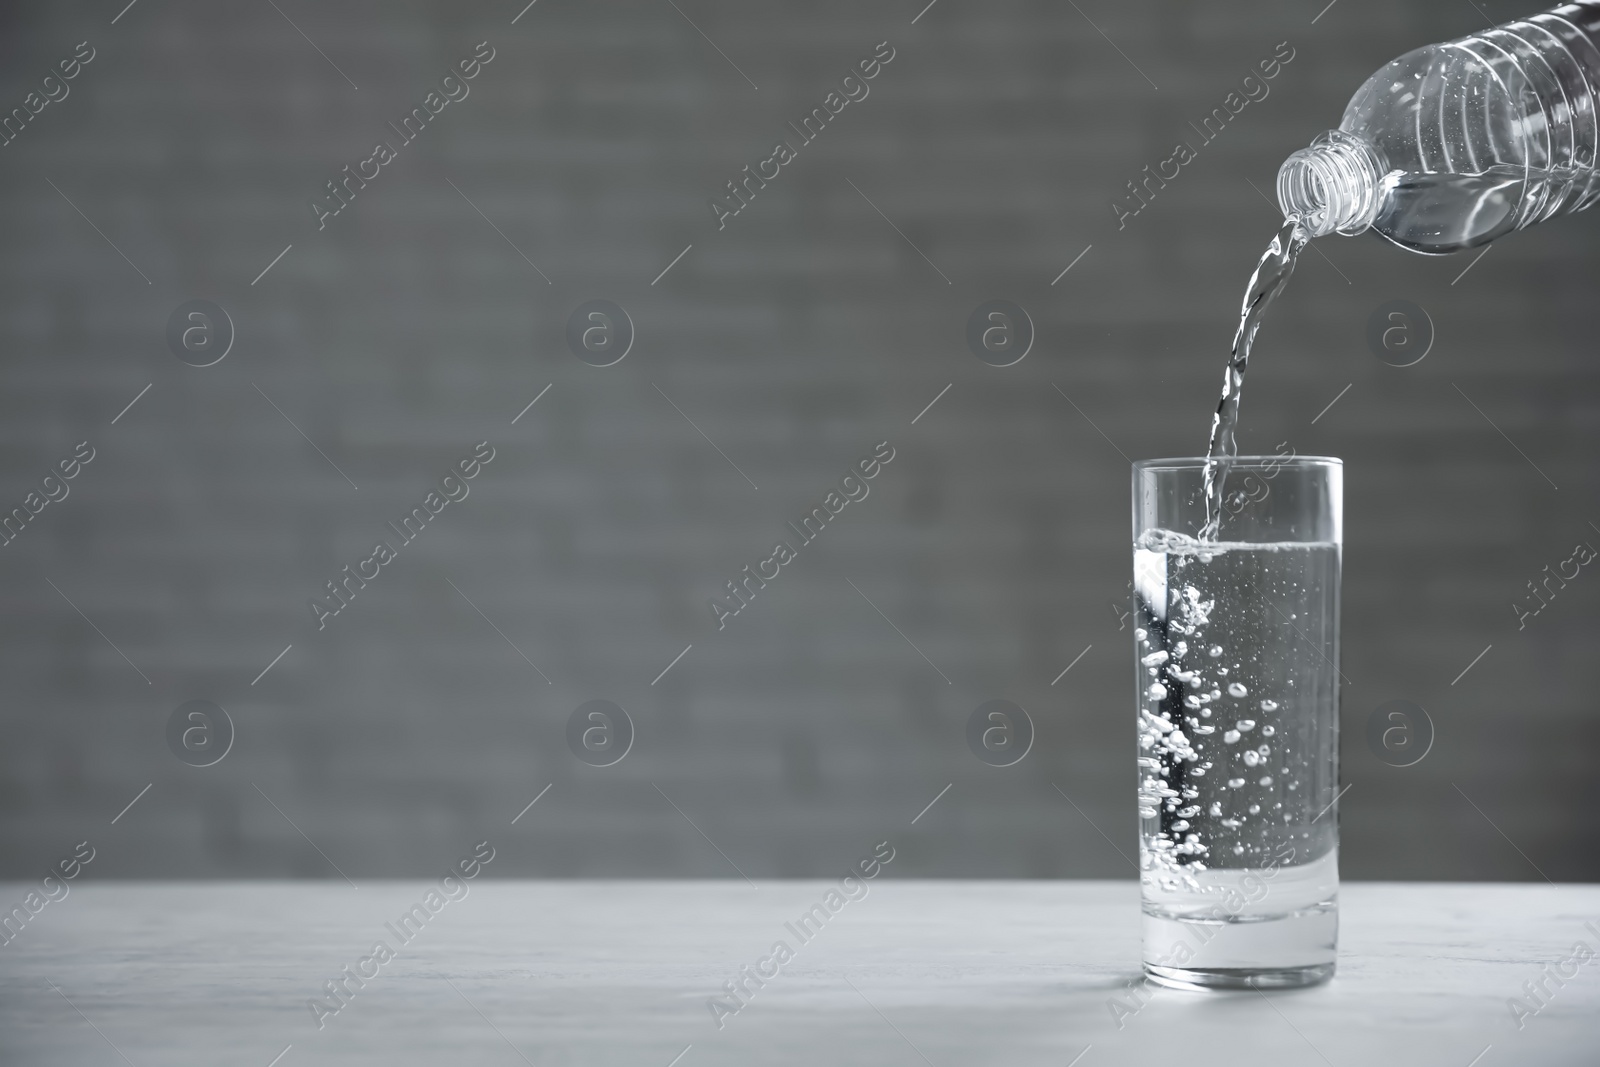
[1281,3,1600,253]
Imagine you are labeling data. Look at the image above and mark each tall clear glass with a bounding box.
[1132,456,1342,990]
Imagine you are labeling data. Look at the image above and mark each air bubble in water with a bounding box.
[1260,700,1279,712]
[1242,750,1261,767]
[1142,650,1169,667]
[1135,628,1148,642]
[1259,775,1273,786]
[1223,729,1241,744]
[1227,682,1248,698]
[1262,725,1276,736]
[1228,777,1245,788]
[1208,802,1222,816]
[1248,804,1261,814]
[1237,719,1256,732]
[1147,683,1167,701]
[1207,645,1223,657]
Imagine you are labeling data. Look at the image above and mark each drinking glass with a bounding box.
[1131,456,1342,990]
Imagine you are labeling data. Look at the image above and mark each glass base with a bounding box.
[1144,961,1335,991]
[1141,900,1337,992]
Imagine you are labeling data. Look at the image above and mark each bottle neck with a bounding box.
[1276,130,1386,237]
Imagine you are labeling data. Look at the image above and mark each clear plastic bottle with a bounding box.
[1277,2,1600,253]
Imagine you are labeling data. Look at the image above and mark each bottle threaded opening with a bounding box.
[1276,130,1385,237]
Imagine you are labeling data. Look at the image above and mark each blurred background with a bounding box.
[0,0,1595,882]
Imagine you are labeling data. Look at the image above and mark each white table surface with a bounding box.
[0,881,1595,1066]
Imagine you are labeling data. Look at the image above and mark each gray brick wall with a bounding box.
[0,0,1597,881]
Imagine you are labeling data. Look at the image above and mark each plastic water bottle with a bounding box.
[1277,2,1600,253]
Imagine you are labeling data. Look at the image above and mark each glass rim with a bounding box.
[1132,455,1342,472]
